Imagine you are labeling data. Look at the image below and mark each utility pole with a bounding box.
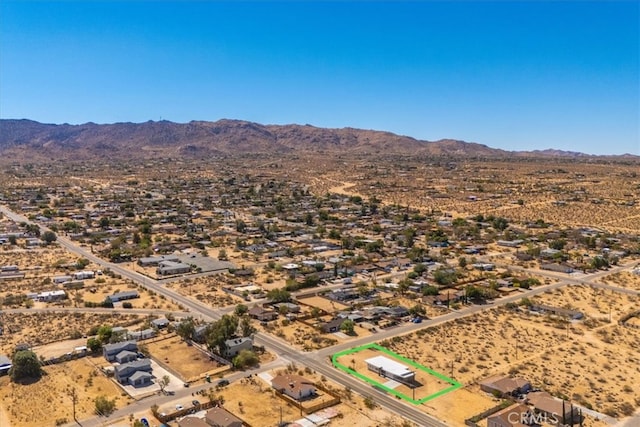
[68,387,78,422]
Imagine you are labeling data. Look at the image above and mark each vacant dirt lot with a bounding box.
[597,270,640,292]
[378,285,640,421]
[0,357,130,427]
[0,312,144,354]
[145,334,230,382]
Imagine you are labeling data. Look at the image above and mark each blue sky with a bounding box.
[1,1,638,155]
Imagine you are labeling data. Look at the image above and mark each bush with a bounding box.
[363,396,376,409]
[10,350,43,382]
[233,350,259,369]
[94,395,116,416]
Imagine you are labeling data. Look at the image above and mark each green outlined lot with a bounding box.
[332,343,463,405]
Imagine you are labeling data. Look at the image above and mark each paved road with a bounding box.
[3,307,192,317]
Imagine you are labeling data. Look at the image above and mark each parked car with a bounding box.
[192,400,200,407]
[175,404,184,411]
[217,379,229,387]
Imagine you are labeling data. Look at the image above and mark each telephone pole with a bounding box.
[68,387,78,422]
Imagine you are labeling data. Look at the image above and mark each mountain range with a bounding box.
[0,119,634,161]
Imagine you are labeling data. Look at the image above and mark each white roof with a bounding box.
[365,355,414,378]
[38,290,66,297]
[282,263,300,270]
[235,284,262,293]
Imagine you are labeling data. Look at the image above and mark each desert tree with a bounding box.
[10,350,43,382]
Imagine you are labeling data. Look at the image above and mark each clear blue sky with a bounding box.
[1,1,638,155]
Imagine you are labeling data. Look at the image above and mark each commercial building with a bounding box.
[365,355,415,385]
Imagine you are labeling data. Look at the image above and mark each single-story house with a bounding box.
[384,306,410,318]
[527,392,580,424]
[205,407,244,427]
[540,263,574,274]
[107,291,139,303]
[271,374,316,401]
[36,290,67,302]
[73,270,95,280]
[472,263,495,271]
[337,312,364,322]
[103,341,138,362]
[247,306,278,322]
[327,288,359,302]
[320,317,347,333]
[480,375,531,397]
[53,275,73,284]
[365,355,415,385]
[281,263,300,271]
[25,237,42,247]
[138,255,180,267]
[223,337,253,359]
[114,359,152,384]
[151,318,170,329]
[274,302,300,313]
[128,328,156,341]
[156,260,191,276]
[487,403,532,427]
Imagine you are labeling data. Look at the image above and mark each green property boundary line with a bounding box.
[332,343,463,405]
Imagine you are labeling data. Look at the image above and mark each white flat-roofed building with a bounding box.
[365,355,415,385]
[282,263,300,270]
[36,290,67,302]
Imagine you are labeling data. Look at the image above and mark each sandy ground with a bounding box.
[336,347,455,399]
[376,284,640,422]
[597,270,640,292]
[0,312,144,355]
[298,295,350,313]
[164,274,242,309]
[0,357,130,427]
[145,334,231,382]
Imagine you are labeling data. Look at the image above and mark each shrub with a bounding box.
[363,396,376,409]
[94,395,116,416]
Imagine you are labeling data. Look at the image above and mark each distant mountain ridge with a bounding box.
[0,119,635,160]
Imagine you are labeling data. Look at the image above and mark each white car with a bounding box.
[176,404,184,411]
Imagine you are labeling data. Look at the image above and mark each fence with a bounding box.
[155,400,252,426]
[464,400,515,426]
[273,380,341,415]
